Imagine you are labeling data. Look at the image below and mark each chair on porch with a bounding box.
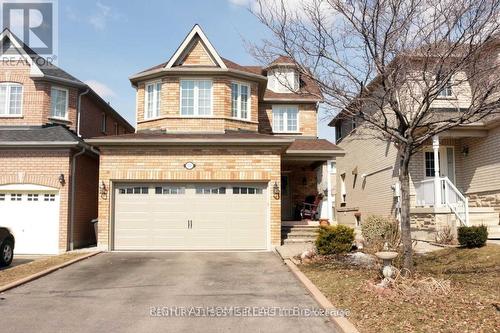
[300,193,323,220]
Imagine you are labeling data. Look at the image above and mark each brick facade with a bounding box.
[97,146,282,249]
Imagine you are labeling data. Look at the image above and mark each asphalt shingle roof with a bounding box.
[0,125,81,143]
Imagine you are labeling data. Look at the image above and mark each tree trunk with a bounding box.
[398,144,413,272]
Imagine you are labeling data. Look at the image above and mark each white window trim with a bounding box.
[0,82,23,117]
[231,81,251,121]
[179,78,213,117]
[50,86,69,120]
[272,105,300,133]
[144,80,161,120]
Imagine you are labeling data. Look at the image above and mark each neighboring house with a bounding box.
[87,25,342,251]
[329,55,500,240]
[0,29,134,254]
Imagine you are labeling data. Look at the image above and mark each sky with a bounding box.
[54,0,334,141]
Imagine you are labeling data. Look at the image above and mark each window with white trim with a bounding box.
[180,79,212,116]
[118,187,149,194]
[438,80,453,97]
[272,105,299,133]
[44,194,56,201]
[145,81,161,119]
[0,194,5,201]
[51,87,68,119]
[233,186,262,194]
[0,83,23,116]
[231,82,250,120]
[10,193,22,201]
[155,186,185,195]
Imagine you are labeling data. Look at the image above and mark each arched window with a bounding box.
[0,82,23,116]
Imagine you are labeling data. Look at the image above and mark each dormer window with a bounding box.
[267,68,299,93]
[50,87,68,119]
[0,83,23,116]
[145,81,161,119]
[231,82,250,120]
[180,79,212,116]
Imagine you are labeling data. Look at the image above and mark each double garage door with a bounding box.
[113,183,268,250]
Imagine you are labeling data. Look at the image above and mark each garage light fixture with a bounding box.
[273,181,280,200]
[99,181,108,197]
[59,174,65,185]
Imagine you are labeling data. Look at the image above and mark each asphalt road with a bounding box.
[0,252,336,333]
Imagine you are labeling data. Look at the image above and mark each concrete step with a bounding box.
[283,238,316,245]
[468,207,497,213]
[281,233,318,239]
[281,226,320,232]
[468,212,499,227]
[487,225,500,239]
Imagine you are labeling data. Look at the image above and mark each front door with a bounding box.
[424,147,455,183]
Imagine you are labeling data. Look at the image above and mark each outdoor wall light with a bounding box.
[99,181,108,197]
[58,174,65,185]
[462,146,469,157]
[273,181,280,200]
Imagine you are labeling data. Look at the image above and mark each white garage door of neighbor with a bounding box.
[113,183,268,250]
[0,186,60,254]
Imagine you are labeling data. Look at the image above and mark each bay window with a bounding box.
[50,87,68,119]
[272,105,299,133]
[144,81,161,119]
[0,83,23,116]
[231,82,250,120]
[180,79,212,116]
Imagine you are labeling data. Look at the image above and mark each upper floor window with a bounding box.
[272,105,299,133]
[267,69,299,93]
[0,83,23,116]
[438,80,453,98]
[51,87,68,119]
[335,121,342,142]
[114,122,119,135]
[145,81,161,119]
[231,82,250,120]
[180,79,212,116]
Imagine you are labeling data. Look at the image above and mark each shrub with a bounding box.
[457,225,488,248]
[315,225,355,255]
[361,215,400,252]
[435,225,455,245]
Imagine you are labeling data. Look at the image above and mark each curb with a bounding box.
[0,251,101,293]
[284,259,360,333]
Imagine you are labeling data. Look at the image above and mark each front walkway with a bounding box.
[0,252,336,333]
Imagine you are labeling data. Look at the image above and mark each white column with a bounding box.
[432,135,442,207]
[327,160,333,222]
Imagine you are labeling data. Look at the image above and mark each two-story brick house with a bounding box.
[88,25,343,251]
[0,29,134,255]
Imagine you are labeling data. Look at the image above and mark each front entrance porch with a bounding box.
[409,131,499,240]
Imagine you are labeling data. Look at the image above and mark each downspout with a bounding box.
[77,88,90,137]
[69,146,86,251]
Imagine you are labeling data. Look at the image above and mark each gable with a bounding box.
[176,37,216,67]
[165,24,226,69]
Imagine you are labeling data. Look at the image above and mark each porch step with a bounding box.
[281,224,320,245]
[487,225,500,239]
[468,211,499,227]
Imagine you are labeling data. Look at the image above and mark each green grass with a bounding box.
[300,245,500,333]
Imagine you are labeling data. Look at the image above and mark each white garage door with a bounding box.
[0,185,60,254]
[113,183,268,250]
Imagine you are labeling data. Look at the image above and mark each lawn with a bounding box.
[300,245,500,333]
[0,252,90,288]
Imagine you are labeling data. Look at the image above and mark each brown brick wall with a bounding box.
[80,94,131,137]
[97,147,282,249]
[136,76,259,132]
[0,149,71,252]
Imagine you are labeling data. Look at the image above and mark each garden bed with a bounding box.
[299,245,500,333]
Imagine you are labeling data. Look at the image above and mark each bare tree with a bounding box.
[250,0,500,270]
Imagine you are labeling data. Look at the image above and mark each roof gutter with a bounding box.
[0,141,80,147]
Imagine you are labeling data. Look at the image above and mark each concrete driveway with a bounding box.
[0,252,335,333]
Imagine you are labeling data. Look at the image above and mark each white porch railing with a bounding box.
[415,177,469,226]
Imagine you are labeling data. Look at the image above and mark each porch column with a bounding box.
[327,160,333,222]
[432,135,442,207]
